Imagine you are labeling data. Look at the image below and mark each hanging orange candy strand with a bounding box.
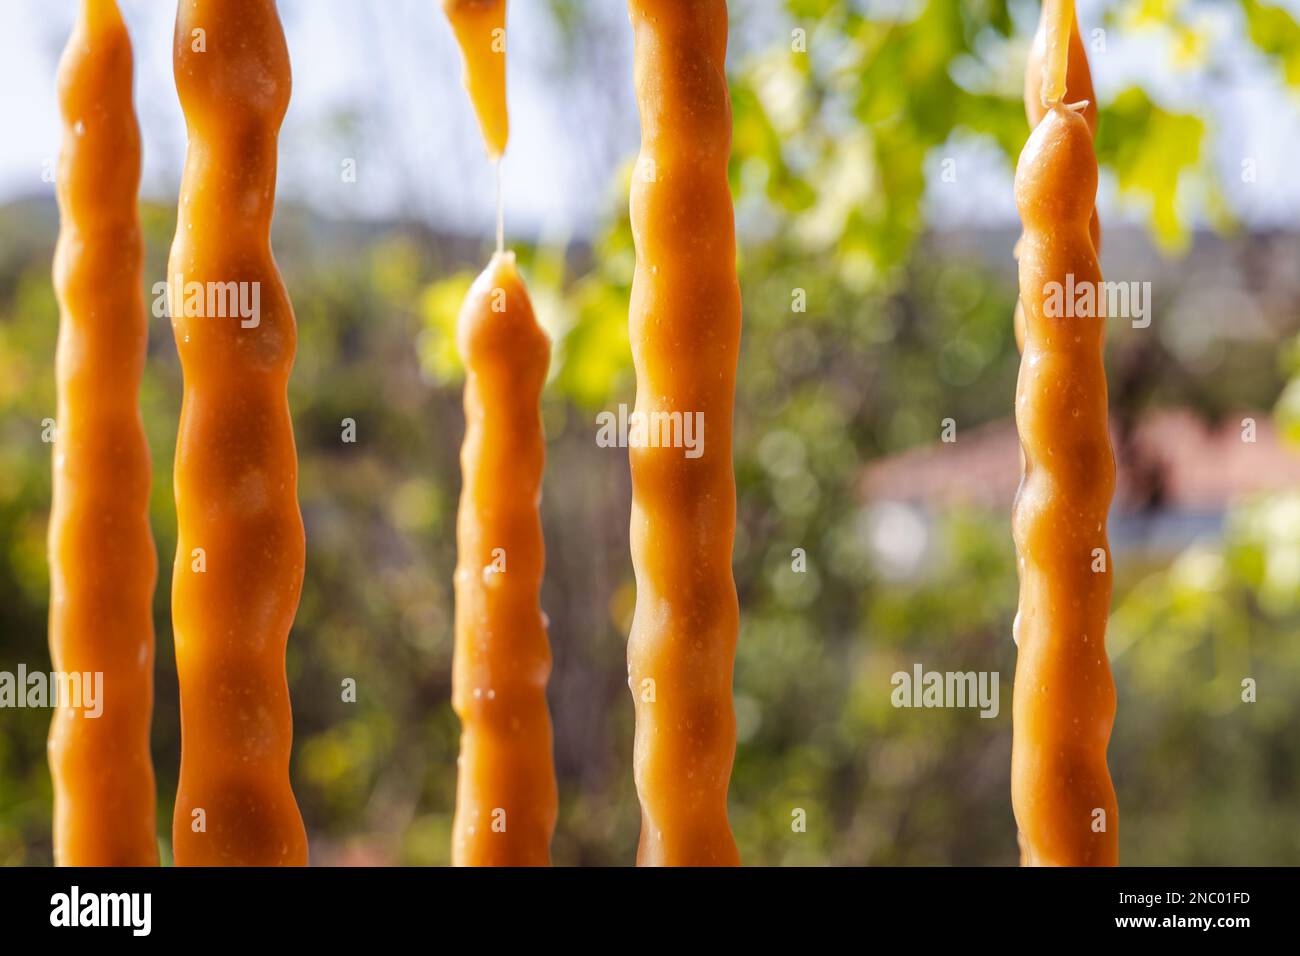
[1011,1,1104,866]
[626,0,742,866]
[443,0,558,866]
[443,0,508,162]
[168,0,308,866]
[1011,0,1119,867]
[1014,2,1099,353]
[49,0,158,867]
[450,254,556,866]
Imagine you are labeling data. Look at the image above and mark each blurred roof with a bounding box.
[860,408,1300,513]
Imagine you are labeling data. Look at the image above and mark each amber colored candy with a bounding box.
[625,0,742,867]
[1011,101,1119,867]
[1015,4,1100,352]
[451,253,557,866]
[168,0,308,866]
[48,0,158,868]
[444,0,509,159]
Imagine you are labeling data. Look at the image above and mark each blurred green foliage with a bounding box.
[4,0,1300,866]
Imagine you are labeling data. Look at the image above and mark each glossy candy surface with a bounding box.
[168,0,308,866]
[49,0,158,868]
[625,0,743,867]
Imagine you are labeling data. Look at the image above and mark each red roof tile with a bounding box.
[859,409,1300,512]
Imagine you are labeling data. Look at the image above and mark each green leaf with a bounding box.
[1242,0,1300,87]
[416,272,473,385]
[1094,86,1205,253]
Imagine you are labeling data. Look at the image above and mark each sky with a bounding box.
[0,0,640,242]
[2,0,1300,240]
